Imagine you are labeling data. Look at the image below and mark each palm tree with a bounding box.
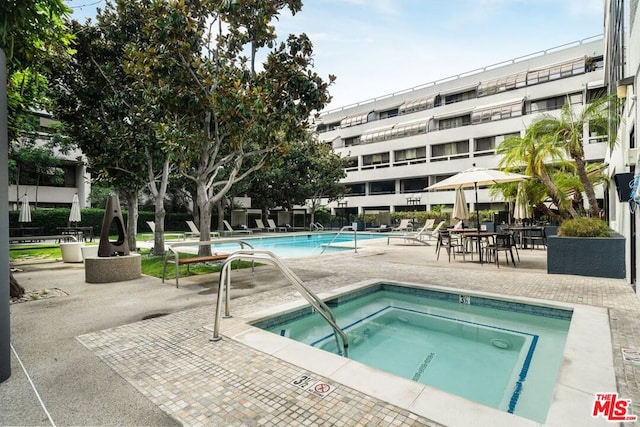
[525,95,618,218]
[498,130,579,219]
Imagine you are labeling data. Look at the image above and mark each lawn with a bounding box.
[9,244,254,280]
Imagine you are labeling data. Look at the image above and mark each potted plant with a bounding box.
[547,218,625,278]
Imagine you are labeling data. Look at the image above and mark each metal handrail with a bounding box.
[211,249,349,357]
[320,225,357,254]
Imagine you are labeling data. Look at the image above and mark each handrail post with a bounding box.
[210,249,349,357]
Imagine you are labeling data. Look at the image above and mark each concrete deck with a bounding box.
[2,236,639,426]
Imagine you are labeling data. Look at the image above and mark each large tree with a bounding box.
[124,0,333,255]
[1,0,73,298]
[49,3,175,254]
[247,135,347,226]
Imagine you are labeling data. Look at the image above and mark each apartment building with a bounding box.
[315,37,607,219]
[605,0,639,293]
[9,111,90,211]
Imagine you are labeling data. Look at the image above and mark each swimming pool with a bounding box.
[212,232,386,258]
[251,283,571,423]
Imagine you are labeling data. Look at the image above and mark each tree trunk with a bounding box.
[197,182,213,257]
[124,189,139,252]
[153,198,166,256]
[573,154,601,218]
[10,272,25,299]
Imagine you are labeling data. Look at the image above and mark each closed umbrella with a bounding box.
[452,187,469,225]
[69,193,81,225]
[18,194,31,223]
[513,183,531,222]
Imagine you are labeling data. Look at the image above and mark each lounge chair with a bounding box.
[391,218,413,232]
[267,218,287,232]
[387,219,444,246]
[186,220,219,239]
[222,219,253,235]
[146,221,155,232]
[255,218,275,232]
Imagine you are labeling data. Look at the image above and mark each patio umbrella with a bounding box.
[18,194,32,223]
[513,182,531,222]
[426,165,529,263]
[69,193,81,225]
[426,165,529,225]
[451,187,469,225]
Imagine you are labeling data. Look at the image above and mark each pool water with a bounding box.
[212,232,386,258]
[253,284,571,423]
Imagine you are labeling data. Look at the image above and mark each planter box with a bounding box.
[547,233,625,279]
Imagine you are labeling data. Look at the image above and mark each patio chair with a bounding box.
[522,227,546,250]
[485,233,517,268]
[436,230,464,262]
[255,218,271,232]
[267,218,287,232]
[186,220,219,239]
[222,219,253,235]
[392,218,413,232]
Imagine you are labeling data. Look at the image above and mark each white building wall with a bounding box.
[318,38,606,216]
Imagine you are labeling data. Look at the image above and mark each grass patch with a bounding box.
[10,246,62,261]
[10,244,256,280]
[140,253,256,280]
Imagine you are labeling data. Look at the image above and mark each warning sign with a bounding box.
[310,381,335,397]
[290,374,337,398]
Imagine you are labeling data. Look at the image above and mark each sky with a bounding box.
[65,0,605,112]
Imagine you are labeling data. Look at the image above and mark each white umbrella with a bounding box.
[452,187,469,225]
[69,193,81,224]
[426,165,529,263]
[18,194,32,223]
[513,183,531,221]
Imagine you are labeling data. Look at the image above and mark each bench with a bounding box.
[9,235,78,245]
[162,239,254,288]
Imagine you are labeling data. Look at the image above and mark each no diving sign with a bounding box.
[291,374,336,398]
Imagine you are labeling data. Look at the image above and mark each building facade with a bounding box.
[315,37,607,220]
[605,0,639,294]
[9,111,90,211]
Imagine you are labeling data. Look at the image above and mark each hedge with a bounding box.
[9,208,219,235]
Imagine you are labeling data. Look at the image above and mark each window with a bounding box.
[369,180,395,195]
[316,121,340,133]
[360,121,428,144]
[527,93,581,114]
[340,112,371,128]
[399,95,438,115]
[362,152,390,169]
[400,178,428,193]
[437,114,471,130]
[394,147,427,165]
[346,183,365,196]
[471,100,523,124]
[444,89,477,105]
[526,57,586,86]
[474,136,495,153]
[378,108,399,119]
[431,140,469,160]
[344,136,361,147]
[345,156,358,171]
[477,72,528,97]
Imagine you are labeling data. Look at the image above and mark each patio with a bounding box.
[2,237,639,426]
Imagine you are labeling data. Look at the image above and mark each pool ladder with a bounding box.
[320,225,358,254]
[211,249,349,358]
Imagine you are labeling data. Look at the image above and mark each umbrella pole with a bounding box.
[475,182,482,265]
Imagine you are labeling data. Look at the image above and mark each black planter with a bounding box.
[547,233,625,279]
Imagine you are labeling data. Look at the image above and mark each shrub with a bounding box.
[557,217,612,237]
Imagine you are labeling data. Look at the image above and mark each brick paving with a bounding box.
[77,239,640,425]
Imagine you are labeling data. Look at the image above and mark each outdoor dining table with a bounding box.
[449,229,497,264]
